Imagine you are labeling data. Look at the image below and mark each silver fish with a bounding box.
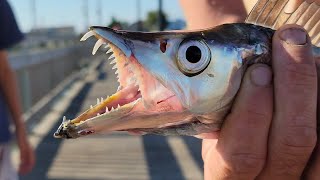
[54,0,320,139]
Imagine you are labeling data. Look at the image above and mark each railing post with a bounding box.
[19,69,32,111]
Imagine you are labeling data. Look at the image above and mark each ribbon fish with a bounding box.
[54,0,320,139]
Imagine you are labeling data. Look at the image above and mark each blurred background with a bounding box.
[7,0,203,179]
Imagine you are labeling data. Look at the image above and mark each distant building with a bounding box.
[17,26,78,51]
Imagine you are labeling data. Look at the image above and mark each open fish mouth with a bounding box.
[53,23,284,139]
[54,27,192,139]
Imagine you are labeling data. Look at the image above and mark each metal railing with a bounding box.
[9,44,94,112]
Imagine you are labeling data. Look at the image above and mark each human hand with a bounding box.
[202,25,318,179]
[16,127,35,175]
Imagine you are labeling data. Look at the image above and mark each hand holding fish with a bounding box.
[202,24,318,179]
[51,0,320,179]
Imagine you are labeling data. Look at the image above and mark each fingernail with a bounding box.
[279,28,307,45]
[250,66,272,86]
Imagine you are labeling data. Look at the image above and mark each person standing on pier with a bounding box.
[0,0,35,179]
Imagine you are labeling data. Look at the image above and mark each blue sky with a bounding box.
[8,0,185,33]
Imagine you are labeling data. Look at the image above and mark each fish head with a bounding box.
[54,24,262,139]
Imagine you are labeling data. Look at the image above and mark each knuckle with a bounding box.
[227,153,265,175]
[282,63,317,89]
[238,103,272,129]
[268,155,306,177]
[246,102,271,118]
[245,110,271,129]
[268,116,317,177]
[280,124,317,150]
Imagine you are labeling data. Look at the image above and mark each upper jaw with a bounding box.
[83,26,133,57]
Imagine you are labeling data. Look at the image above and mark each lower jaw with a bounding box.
[71,88,190,133]
[70,84,141,125]
[81,111,195,136]
[121,118,222,136]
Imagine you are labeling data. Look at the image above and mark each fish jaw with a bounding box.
[54,27,196,139]
[54,24,273,139]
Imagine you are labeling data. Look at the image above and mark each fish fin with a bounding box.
[246,0,320,46]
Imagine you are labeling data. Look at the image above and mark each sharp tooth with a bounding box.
[106,48,113,54]
[117,86,123,91]
[111,107,114,111]
[107,95,110,99]
[112,64,117,70]
[92,39,105,55]
[115,70,119,74]
[80,31,95,41]
[90,105,93,109]
[110,59,116,64]
[109,57,115,62]
[133,98,142,105]
[106,107,109,112]
[97,98,100,105]
[117,104,121,109]
[109,55,115,61]
[62,116,67,123]
[97,113,100,116]
[104,44,110,48]
[101,97,104,102]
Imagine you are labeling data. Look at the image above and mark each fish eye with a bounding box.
[186,46,201,63]
[177,40,211,76]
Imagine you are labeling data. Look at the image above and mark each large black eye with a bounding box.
[177,40,211,76]
[186,46,202,63]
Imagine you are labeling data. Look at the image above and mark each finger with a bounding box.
[203,64,273,179]
[258,24,317,179]
[302,56,320,180]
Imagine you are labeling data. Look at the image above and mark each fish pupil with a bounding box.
[186,46,201,63]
